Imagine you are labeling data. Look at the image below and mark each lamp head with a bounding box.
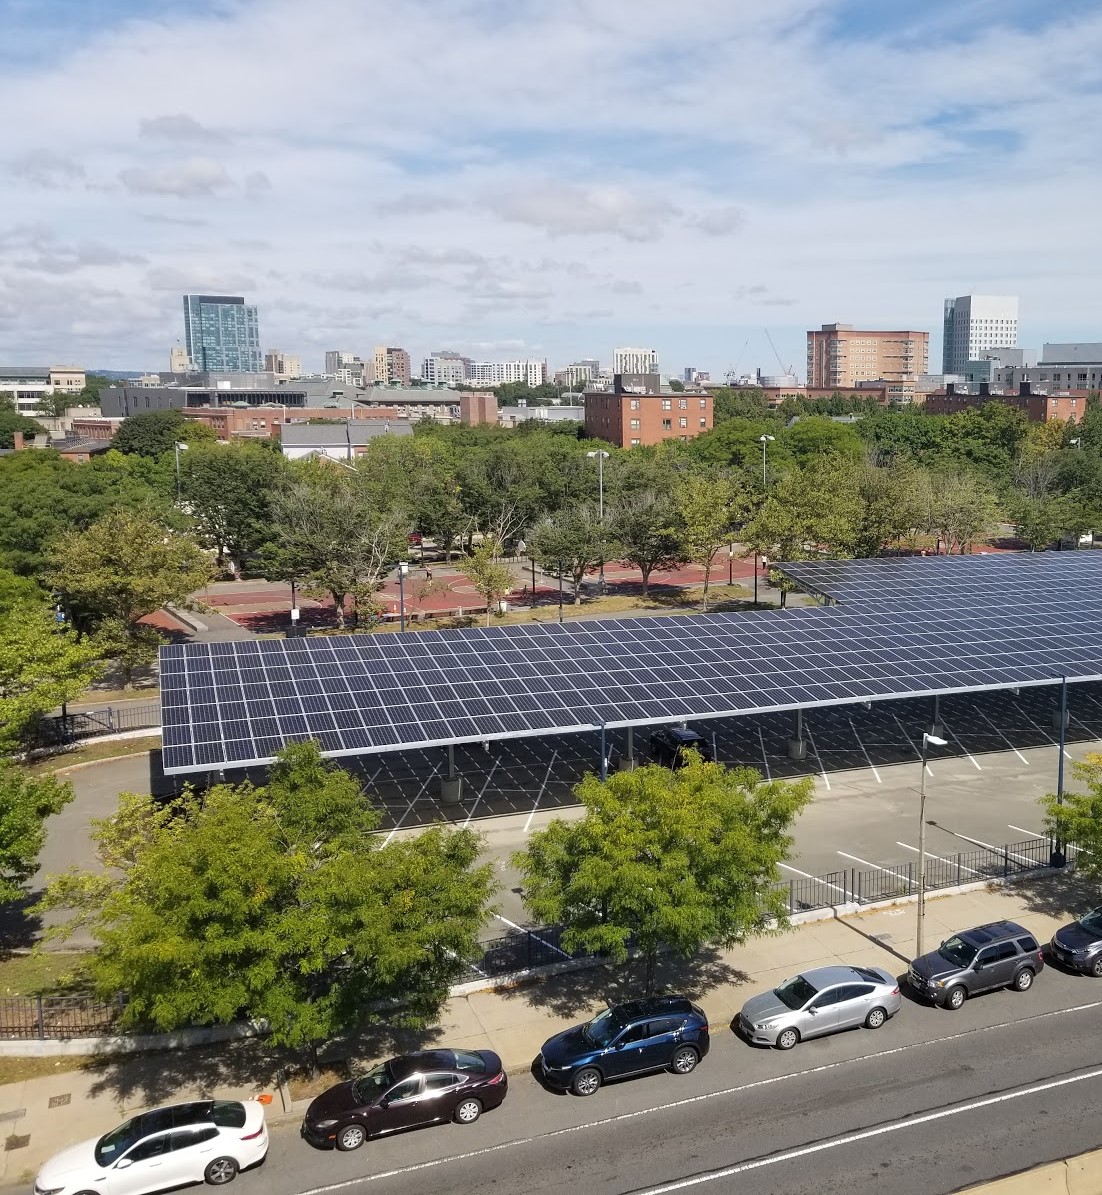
[759,434,775,443]
[923,733,947,747]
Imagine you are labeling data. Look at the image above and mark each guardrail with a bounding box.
[1,836,1070,1039]
[31,703,161,747]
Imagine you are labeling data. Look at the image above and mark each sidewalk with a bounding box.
[0,872,1090,1187]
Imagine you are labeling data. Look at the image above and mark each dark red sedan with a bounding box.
[301,1049,507,1152]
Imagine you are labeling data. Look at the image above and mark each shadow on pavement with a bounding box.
[1012,870,1097,922]
[833,911,913,965]
[494,947,749,1020]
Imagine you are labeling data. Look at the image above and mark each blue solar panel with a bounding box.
[157,553,1102,774]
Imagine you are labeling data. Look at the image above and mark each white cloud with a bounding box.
[490,185,678,242]
[8,150,84,188]
[119,158,232,197]
[139,114,228,142]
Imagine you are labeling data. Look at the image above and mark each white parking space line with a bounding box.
[804,728,831,791]
[1012,700,1072,758]
[779,863,849,900]
[892,713,931,774]
[941,722,981,770]
[382,764,440,845]
[837,850,899,875]
[462,760,500,828]
[757,727,772,780]
[493,913,571,960]
[1008,823,1042,838]
[896,841,981,875]
[847,720,882,783]
[971,705,1029,764]
[942,830,1039,867]
[523,751,558,833]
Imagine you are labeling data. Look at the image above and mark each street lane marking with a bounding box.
[1008,823,1041,839]
[847,720,882,783]
[837,851,899,875]
[1012,700,1072,758]
[942,831,1040,867]
[778,863,848,900]
[382,764,440,845]
[895,841,981,876]
[626,1065,1102,1193]
[940,721,981,770]
[462,760,500,827]
[493,914,570,960]
[804,728,830,790]
[289,997,1102,1195]
[523,752,558,833]
[891,713,931,774]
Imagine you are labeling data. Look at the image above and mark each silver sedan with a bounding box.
[737,965,902,1050]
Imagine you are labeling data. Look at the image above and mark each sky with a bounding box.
[2,0,1102,378]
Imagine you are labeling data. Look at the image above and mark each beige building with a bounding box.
[264,349,301,379]
[169,345,191,372]
[373,346,411,386]
[807,324,929,389]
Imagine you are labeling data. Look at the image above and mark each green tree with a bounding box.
[48,511,214,685]
[528,504,618,605]
[181,441,287,573]
[668,379,685,392]
[1009,493,1084,551]
[928,471,999,554]
[265,464,410,629]
[463,541,516,626]
[39,742,495,1067]
[0,409,47,451]
[847,461,932,557]
[1041,752,1102,889]
[112,409,216,457]
[0,766,73,902]
[513,754,814,994]
[610,490,686,597]
[674,473,742,611]
[0,598,103,753]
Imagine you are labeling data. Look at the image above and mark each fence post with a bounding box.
[108,706,115,732]
[1003,845,1010,877]
[956,853,961,886]
[526,930,533,969]
[36,995,44,1040]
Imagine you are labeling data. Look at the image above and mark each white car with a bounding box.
[34,1098,268,1195]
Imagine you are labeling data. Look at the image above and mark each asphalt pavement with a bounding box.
[216,966,1102,1195]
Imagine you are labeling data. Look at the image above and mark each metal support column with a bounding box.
[930,694,943,739]
[440,743,462,805]
[788,709,806,760]
[599,724,608,782]
[1053,677,1068,867]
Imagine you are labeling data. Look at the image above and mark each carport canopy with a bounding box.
[159,552,1102,775]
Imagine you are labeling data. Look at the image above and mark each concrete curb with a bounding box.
[959,1145,1102,1192]
[165,603,208,633]
[0,1021,267,1058]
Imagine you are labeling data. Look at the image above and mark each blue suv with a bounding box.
[538,997,710,1097]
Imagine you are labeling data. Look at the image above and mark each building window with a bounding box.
[630,418,640,430]
[699,399,706,408]
[700,418,707,427]
[630,438,641,446]
[662,418,672,430]
[679,398,687,409]
[630,398,640,410]
[661,399,672,410]
[679,417,687,428]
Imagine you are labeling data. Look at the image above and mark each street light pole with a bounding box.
[173,441,188,503]
[397,561,409,632]
[916,731,947,958]
[558,558,564,624]
[759,433,775,489]
[587,450,610,590]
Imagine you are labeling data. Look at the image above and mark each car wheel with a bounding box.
[864,1006,887,1029]
[571,1067,602,1097]
[1091,957,1102,978]
[944,986,967,1011]
[1013,967,1035,992]
[775,1027,799,1051]
[204,1157,239,1185]
[454,1098,482,1124]
[671,1046,699,1075]
[336,1124,367,1151]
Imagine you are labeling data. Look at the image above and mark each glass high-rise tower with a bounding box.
[182,295,262,372]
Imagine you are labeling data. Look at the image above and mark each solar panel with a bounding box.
[158,552,1102,774]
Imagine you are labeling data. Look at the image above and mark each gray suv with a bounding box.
[908,920,1044,1010]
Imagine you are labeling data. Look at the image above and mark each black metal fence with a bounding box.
[0,837,1071,1038]
[31,703,161,747]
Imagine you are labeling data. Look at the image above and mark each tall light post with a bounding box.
[916,731,948,957]
[397,561,409,632]
[1071,437,1082,451]
[173,441,189,503]
[586,449,610,590]
[759,433,775,488]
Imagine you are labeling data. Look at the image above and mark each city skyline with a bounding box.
[2,2,1102,375]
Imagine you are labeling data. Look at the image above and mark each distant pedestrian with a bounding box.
[517,539,527,560]
[425,566,433,581]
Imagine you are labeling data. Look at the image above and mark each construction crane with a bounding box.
[764,327,796,377]
[724,338,751,385]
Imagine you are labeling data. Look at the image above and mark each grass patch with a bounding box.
[25,737,160,776]
[0,953,92,999]
[0,1055,97,1086]
[74,686,160,705]
[285,1063,351,1101]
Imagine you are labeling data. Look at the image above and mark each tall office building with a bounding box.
[421,351,471,385]
[325,350,356,374]
[942,295,1018,376]
[614,347,659,375]
[807,324,929,388]
[373,346,411,386]
[264,350,301,378]
[466,359,547,386]
[182,295,262,372]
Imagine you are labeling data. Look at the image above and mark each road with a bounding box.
[221,967,1102,1195]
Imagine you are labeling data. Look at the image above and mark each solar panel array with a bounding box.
[159,552,1102,774]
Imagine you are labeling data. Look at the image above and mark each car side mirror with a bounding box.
[807,1007,818,1015]
[116,1158,133,1170]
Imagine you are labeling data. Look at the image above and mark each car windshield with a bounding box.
[773,975,818,1010]
[1079,908,1102,935]
[452,1050,486,1073]
[583,1008,628,1048]
[95,1117,145,1168]
[939,935,978,967]
[352,1062,393,1104]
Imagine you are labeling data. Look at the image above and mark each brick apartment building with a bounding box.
[459,392,497,425]
[807,324,929,389]
[584,375,713,447]
[923,382,1089,423]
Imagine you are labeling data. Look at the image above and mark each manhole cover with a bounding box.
[5,1134,29,1151]
[48,1094,71,1109]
